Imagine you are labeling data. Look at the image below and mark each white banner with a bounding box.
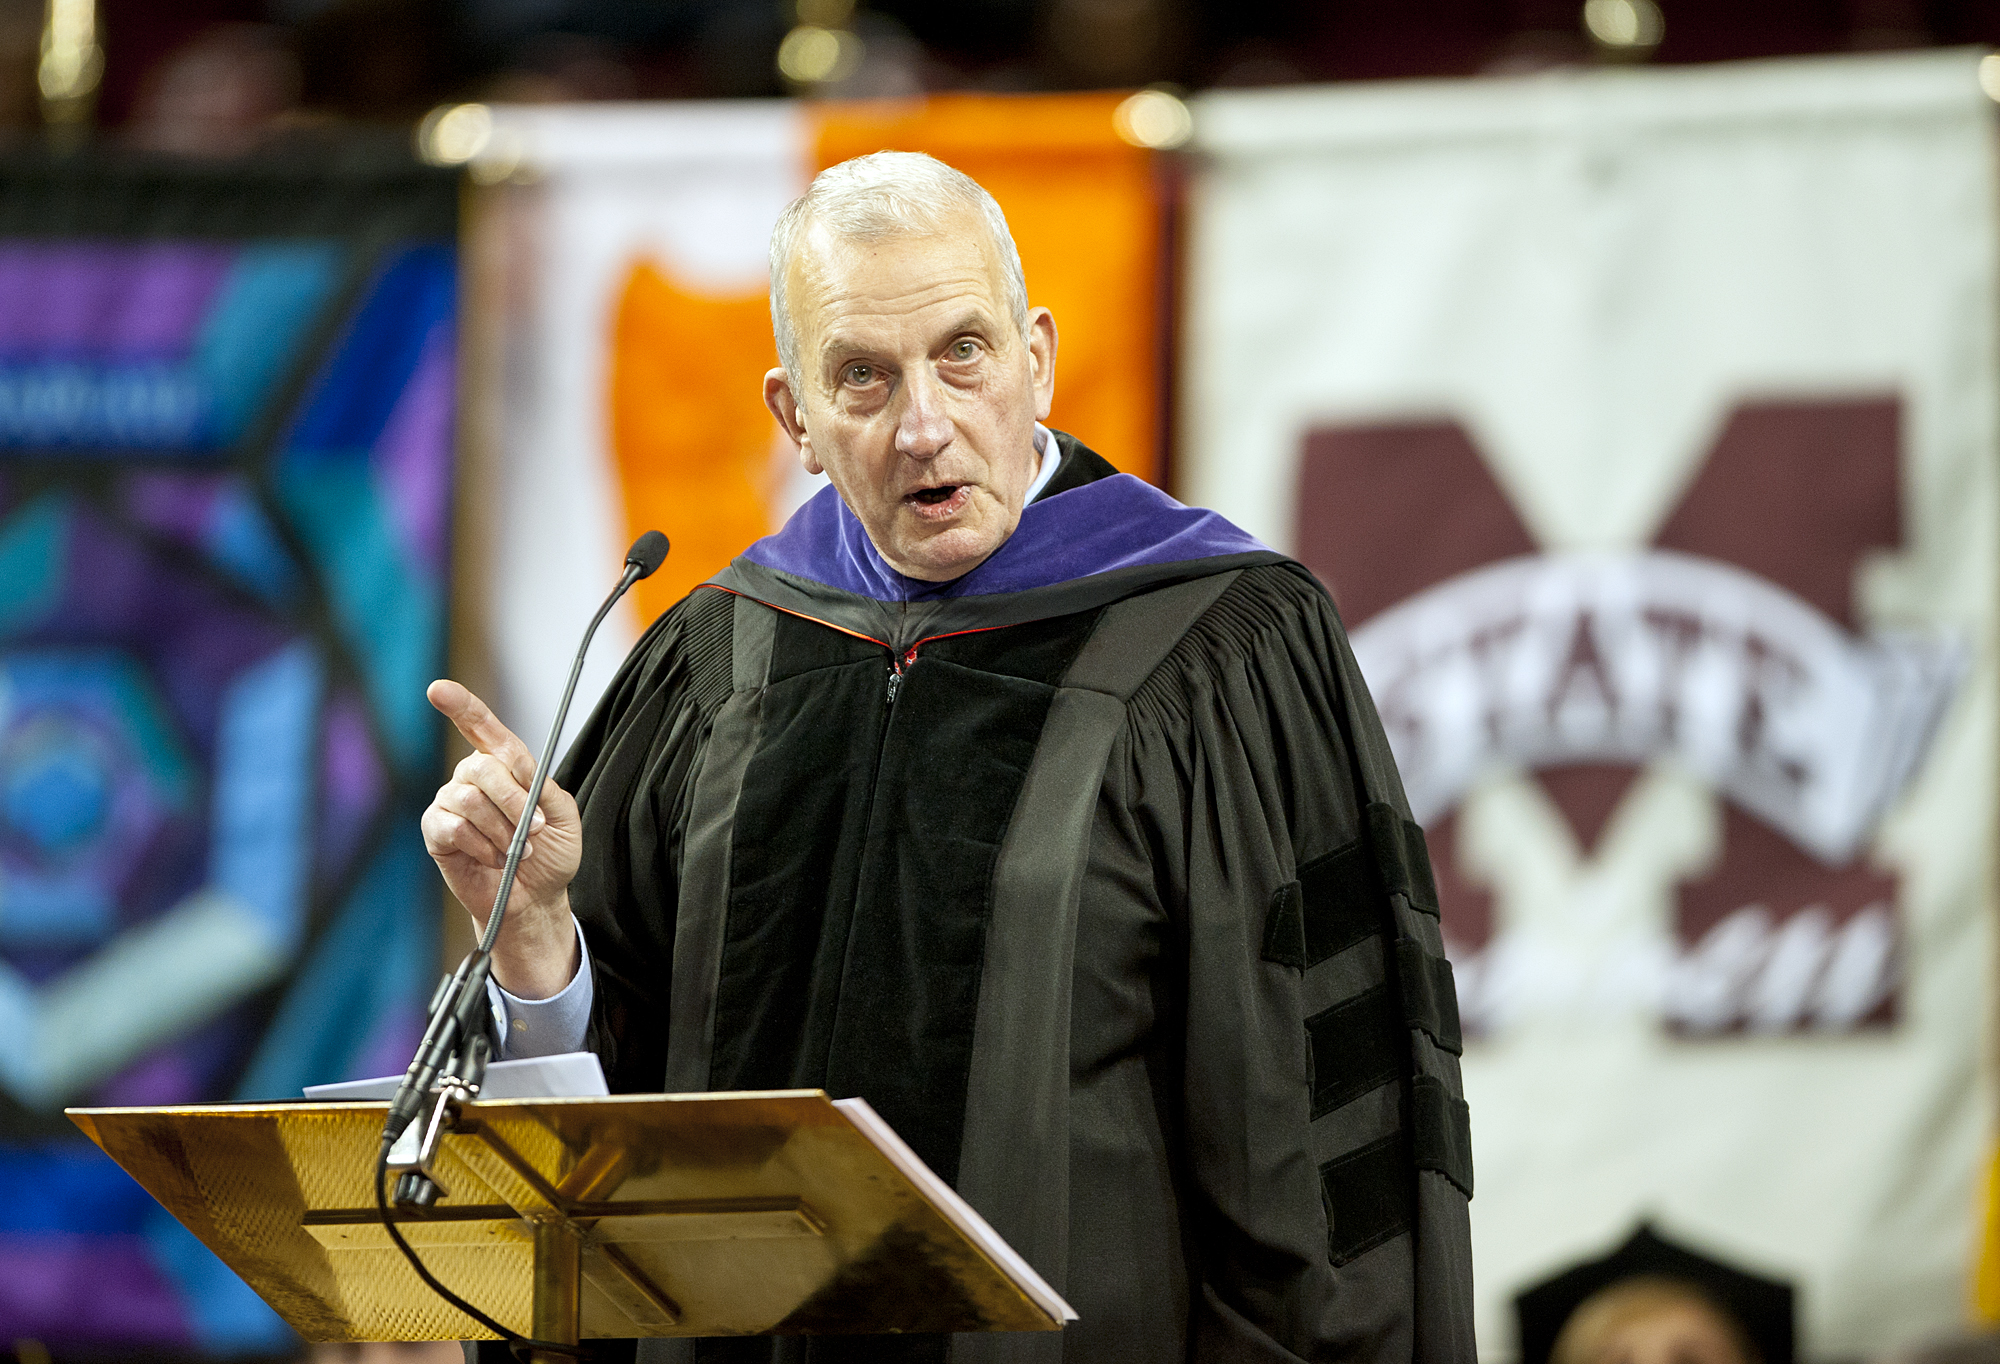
[1185,50,1999,1357]
[462,102,811,751]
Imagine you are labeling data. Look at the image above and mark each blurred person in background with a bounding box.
[1519,1226,1793,1364]
[123,23,299,157]
[1551,1280,1760,1364]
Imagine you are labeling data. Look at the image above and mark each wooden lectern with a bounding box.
[68,1090,1065,1352]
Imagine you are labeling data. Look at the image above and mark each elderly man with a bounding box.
[423,152,1474,1363]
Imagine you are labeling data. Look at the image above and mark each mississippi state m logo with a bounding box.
[1299,399,1962,1036]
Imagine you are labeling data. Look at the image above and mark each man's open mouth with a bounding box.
[903,483,973,520]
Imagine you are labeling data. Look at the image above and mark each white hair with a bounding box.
[769,150,1030,382]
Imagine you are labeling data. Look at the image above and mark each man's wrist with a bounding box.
[487,894,581,1000]
[489,917,594,1059]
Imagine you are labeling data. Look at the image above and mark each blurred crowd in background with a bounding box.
[12,0,2000,154]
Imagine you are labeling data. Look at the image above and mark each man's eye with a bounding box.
[950,340,979,360]
[844,363,875,385]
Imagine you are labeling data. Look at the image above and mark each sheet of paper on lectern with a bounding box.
[302,1051,609,1101]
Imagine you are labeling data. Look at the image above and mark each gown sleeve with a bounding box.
[552,586,736,1094]
[1107,564,1477,1363]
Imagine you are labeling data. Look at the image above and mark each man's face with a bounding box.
[763,212,1058,582]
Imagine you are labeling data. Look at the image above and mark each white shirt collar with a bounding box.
[1024,424,1062,504]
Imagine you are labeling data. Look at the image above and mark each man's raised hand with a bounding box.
[420,679,583,999]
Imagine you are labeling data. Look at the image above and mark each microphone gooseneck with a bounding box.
[476,530,667,962]
[385,530,670,1148]
[375,531,668,1357]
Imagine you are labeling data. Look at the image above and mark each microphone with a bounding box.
[627,529,668,578]
[382,530,670,1153]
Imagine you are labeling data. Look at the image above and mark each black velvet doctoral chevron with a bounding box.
[1413,1075,1475,1197]
[1322,1130,1417,1267]
[1264,835,1407,973]
[1307,985,1405,1119]
[1368,803,1442,916]
[1398,939,1465,1055]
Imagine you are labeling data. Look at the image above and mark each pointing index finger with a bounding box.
[428,679,535,783]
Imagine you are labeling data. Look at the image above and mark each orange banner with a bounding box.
[609,262,784,624]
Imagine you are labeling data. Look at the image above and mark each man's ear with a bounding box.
[763,368,822,474]
[1026,308,1057,423]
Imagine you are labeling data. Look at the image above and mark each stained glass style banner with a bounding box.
[0,156,457,1352]
[0,243,340,451]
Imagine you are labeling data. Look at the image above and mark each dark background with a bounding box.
[12,0,1999,157]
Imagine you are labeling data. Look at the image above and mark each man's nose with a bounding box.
[894,368,953,459]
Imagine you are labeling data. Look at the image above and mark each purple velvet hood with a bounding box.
[739,472,1270,603]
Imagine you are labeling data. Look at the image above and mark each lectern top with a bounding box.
[69,1089,1065,1343]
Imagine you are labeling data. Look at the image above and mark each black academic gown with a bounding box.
[548,436,1476,1363]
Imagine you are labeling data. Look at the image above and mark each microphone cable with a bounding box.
[373,1137,585,1360]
